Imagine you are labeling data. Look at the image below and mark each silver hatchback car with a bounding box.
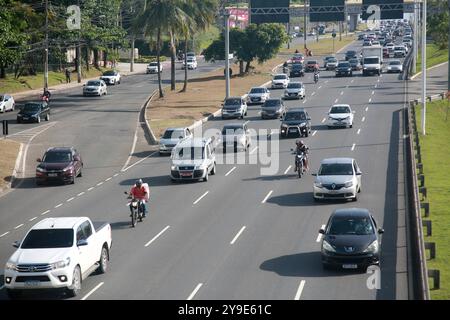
[313,158,362,201]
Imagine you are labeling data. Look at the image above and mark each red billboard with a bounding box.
[228,8,249,29]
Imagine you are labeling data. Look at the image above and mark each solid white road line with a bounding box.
[312,130,317,136]
[77,192,85,197]
[368,98,372,103]
[362,116,366,122]
[81,282,104,301]
[0,232,10,238]
[88,187,95,191]
[316,225,326,242]
[193,191,209,205]
[294,280,306,300]
[250,146,258,154]
[334,98,339,103]
[67,197,74,202]
[145,226,170,247]
[321,118,326,123]
[351,143,356,151]
[105,177,112,182]
[41,210,50,216]
[29,217,37,222]
[54,203,63,209]
[14,224,23,230]
[97,182,103,186]
[113,173,119,177]
[187,283,203,300]
[262,190,273,204]
[365,106,369,112]
[357,129,361,135]
[225,166,236,176]
[284,165,292,175]
[230,226,246,245]
[122,151,158,172]
[377,79,380,82]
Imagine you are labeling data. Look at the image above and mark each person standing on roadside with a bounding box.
[65,68,71,83]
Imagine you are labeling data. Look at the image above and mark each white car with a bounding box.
[387,60,403,73]
[83,80,107,96]
[0,94,15,113]
[271,74,290,89]
[327,104,355,128]
[147,62,163,74]
[247,87,270,105]
[183,58,197,70]
[283,82,305,100]
[100,70,121,85]
[159,127,192,155]
[221,123,251,153]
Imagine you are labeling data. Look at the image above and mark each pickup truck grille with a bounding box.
[16,276,50,282]
[17,264,52,272]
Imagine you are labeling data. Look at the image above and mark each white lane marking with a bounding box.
[77,192,85,197]
[357,129,361,135]
[14,224,24,230]
[243,120,250,126]
[1,231,10,238]
[371,91,375,95]
[334,98,339,103]
[362,116,366,122]
[225,166,236,176]
[284,165,292,175]
[96,182,103,186]
[380,75,383,78]
[193,191,209,205]
[368,98,372,103]
[121,119,139,171]
[316,225,326,242]
[122,151,158,172]
[81,282,104,301]
[250,146,258,154]
[294,280,306,300]
[88,187,95,191]
[351,79,354,83]
[54,203,63,209]
[262,190,273,204]
[312,130,317,136]
[321,118,326,123]
[41,210,50,216]
[340,91,344,96]
[302,99,307,104]
[29,217,37,222]
[318,86,322,89]
[325,80,329,83]
[113,173,119,177]
[67,197,75,202]
[145,226,170,247]
[230,226,246,245]
[365,106,369,112]
[311,92,316,96]
[187,283,203,300]
[351,143,356,151]
[105,177,112,182]
[377,79,380,82]
[375,84,378,88]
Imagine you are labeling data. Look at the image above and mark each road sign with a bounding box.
[361,0,404,20]
[309,0,345,22]
[228,53,234,60]
[250,0,290,24]
[332,32,336,38]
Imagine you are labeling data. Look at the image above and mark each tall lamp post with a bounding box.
[224,10,230,99]
[421,0,427,135]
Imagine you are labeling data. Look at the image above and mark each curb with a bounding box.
[410,61,448,80]
[142,90,159,144]
[9,143,24,189]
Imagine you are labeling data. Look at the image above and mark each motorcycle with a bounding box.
[291,149,307,178]
[124,192,145,227]
[314,73,319,84]
[283,66,289,74]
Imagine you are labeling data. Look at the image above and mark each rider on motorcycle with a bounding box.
[313,68,320,82]
[283,61,289,74]
[294,140,309,172]
[129,179,148,218]
[41,88,51,104]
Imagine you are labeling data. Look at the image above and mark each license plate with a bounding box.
[23,117,28,120]
[25,280,40,287]
[48,173,58,177]
[342,264,358,269]
[289,128,297,133]
[180,172,192,177]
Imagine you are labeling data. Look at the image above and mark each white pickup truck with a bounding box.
[4,217,112,299]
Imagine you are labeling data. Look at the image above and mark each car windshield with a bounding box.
[87,81,101,86]
[224,98,241,106]
[187,59,195,63]
[346,51,356,55]
[284,112,306,121]
[390,61,401,65]
[149,62,158,66]
[23,103,41,111]
[328,59,337,63]
[319,163,354,176]
[330,106,350,114]
[307,61,317,65]
[329,217,374,235]
[103,71,116,76]
[338,62,350,67]
[174,147,204,160]
[43,151,72,163]
[263,100,281,108]
[292,64,303,69]
[250,88,265,94]
[21,229,74,248]
[163,129,184,139]
[222,126,244,135]
[349,59,358,64]
[274,75,287,80]
[364,58,379,64]
[287,83,302,89]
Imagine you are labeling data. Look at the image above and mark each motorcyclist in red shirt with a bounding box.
[129,179,148,217]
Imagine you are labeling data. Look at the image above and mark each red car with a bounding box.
[305,60,319,72]
[291,53,304,64]
[36,147,83,185]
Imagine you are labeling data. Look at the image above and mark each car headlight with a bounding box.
[36,167,46,173]
[5,262,17,271]
[300,122,306,127]
[195,165,207,170]
[363,67,368,70]
[363,240,379,253]
[328,116,334,121]
[50,257,71,270]
[322,240,336,252]
[63,167,72,172]
[171,165,177,171]
[344,181,353,188]
[314,181,323,188]
[160,144,166,148]
[344,116,351,120]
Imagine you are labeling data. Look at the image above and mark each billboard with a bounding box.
[361,0,404,20]
[309,0,345,22]
[229,8,249,29]
[250,0,290,24]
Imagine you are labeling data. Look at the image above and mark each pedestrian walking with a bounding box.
[65,68,71,83]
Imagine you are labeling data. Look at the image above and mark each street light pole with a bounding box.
[303,0,307,49]
[76,0,81,83]
[44,0,49,91]
[225,10,230,99]
[421,0,427,135]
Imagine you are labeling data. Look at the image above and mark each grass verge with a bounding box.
[415,99,450,299]
[0,139,20,192]
[280,34,356,56]
[416,43,449,74]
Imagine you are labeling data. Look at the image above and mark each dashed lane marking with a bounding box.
[145,226,170,247]
[230,226,246,245]
[193,191,209,205]
[187,283,203,300]
[294,280,306,300]
[262,190,273,204]
[225,167,236,177]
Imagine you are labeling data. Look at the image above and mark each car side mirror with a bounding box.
[311,173,317,176]
[36,158,42,162]
[307,117,311,120]
[356,171,362,176]
[77,239,88,247]
[13,241,20,248]
[179,136,183,140]
[74,156,80,161]
[378,228,384,234]
[319,229,325,234]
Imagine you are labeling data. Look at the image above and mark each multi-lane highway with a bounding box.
[0,39,410,300]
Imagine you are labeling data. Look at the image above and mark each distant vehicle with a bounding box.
[280,108,311,138]
[387,60,403,73]
[290,63,305,77]
[283,82,305,100]
[17,102,50,123]
[327,104,355,128]
[247,87,270,105]
[147,62,163,74]
[83,79,107,96]
[371,40,380,46]
[325,58,338,70]
[186,52,196,60]
[221,96,248,119]
[36,147,83,185]
[312,157,362,202]
[335,61,353,77]
[344,50,357,61]
[4,217,112,299]
[292,53,305,64]
[261,98,285,119]
[357,34,366,40]
[362,46,383,76]
[271,74,290,89]
[348,58,361,71]
[393,46,406,58]
[182,58,198,70]
[159,127,192,155]
[170,137,216,182]
[0,94,15,113]
[221,123,251,153]
[305,60,319,72]
[363,39,372,46]
[100,70,121,85]
[323,56,335,68]
[319,208,383,270]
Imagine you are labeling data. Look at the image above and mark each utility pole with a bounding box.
[44,0,49,91]
[76,0,81,83]
[224,10,230,99]
[412,0,418,74]
[421,0,427,135]
[303,0,307,49]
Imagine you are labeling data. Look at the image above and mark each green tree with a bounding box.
[427,0,449,50]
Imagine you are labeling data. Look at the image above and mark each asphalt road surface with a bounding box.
[0,40,412,300]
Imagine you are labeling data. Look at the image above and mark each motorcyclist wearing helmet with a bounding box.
[294,140,309,172]
[129,179,148,217]
[41,88,51,104]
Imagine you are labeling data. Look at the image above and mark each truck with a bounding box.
[4,217,112,299]
[361,46,383,76]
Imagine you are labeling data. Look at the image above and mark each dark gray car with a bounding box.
[261,99,285,119]
[280,108,311,138]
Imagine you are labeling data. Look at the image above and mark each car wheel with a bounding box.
[211,163,216,175]
[350,124,353,128]
[6,289,22,300]
[352,194,358,202]
[37,115,41,123]
[66,266,82,297]
[71,176,75,184]
[97,246,109,274]
[203,171,209,182]
[358,186,361,193]
[304,130,309,137]
[45,114,50,121]
[77,169,82,177]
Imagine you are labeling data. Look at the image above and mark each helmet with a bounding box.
[135,179,143,187]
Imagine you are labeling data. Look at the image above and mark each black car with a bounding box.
[280,108,311,138]
[320,208,384,271]
[345,50,357,61]
[335,61,353,77]
[36,147,83,185]
[261,99,285,119]
[290,63,304,77]
[348,58,361,71]
[17,102,50,123]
